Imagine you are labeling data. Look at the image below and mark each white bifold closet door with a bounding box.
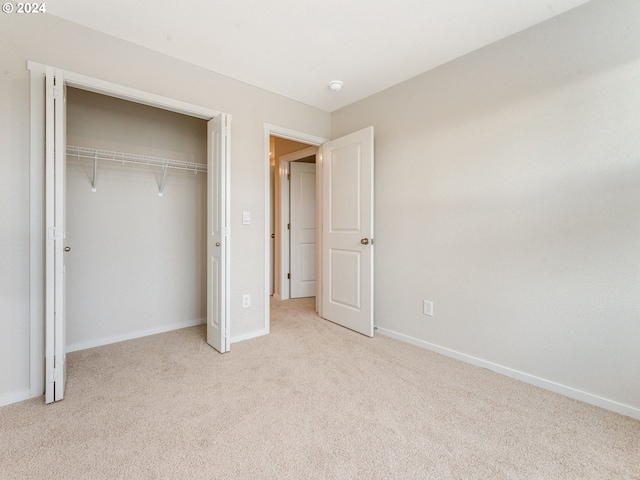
[207,114,230,353]
[45,82,231,404]
[45,67,67,404]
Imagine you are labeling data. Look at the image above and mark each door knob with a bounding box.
[215,242,221,247]
[361,238,369,245]
[64,247,71,252]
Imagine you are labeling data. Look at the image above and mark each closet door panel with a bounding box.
[207,114,229,353]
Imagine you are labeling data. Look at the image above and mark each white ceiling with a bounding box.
[48,0,591,112]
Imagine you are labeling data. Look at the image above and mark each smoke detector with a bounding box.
[328,80,343,92]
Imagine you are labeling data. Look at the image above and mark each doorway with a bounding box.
[270,137,318,301]
[263,126,327,333]
[263,124,376,338]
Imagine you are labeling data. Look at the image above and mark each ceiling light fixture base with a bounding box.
[328,80,343,92]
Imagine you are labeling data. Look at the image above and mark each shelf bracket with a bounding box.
[158,164,168,196]
[91,152,97,192]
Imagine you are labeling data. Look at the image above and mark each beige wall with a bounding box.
[331,0,640,414]
[0,13,330,404]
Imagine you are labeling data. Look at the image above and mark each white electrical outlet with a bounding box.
[423,300,433,316]
[242,294,251,308]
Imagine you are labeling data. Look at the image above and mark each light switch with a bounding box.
[242,211,251,225]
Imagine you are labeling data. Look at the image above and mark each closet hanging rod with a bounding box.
[66,145,208,173]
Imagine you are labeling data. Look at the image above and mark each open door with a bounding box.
[290,161,316,298]
[321,127,374,337]
[207,114,230,353]
[45,68,67,403]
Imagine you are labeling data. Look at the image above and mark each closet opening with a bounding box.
[65,88,208,352]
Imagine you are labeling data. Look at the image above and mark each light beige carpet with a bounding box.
[1,297,638,479]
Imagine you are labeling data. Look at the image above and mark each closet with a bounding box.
[65,88,208,352]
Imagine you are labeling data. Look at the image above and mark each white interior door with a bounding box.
[45,68,67,403]
[290,162,316,298]
[321,127,374,336]
[207,114,230,353]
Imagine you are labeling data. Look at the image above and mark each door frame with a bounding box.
[263,124,328,332]
[28,61,230,398]
[278,146,318,301]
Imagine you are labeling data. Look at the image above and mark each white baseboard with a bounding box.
[67,318,206,353]
[375,326,640,421]
[0,388,38,407]
[231,328,269,344]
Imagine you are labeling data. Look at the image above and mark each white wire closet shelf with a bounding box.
[67,145,207,196]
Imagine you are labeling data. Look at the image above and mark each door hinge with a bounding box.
[48,226,62,240]
[287,223,290,230]
[287,173,290,180]
[287,273,291,280]
[47,84,61,100]
[47,369,59,383]
[224,227,230,237]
